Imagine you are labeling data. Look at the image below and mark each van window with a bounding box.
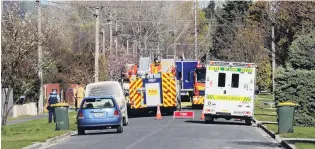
[81,98,115,109]
[231,74,239,88]
[88,85,121,97]
[218,73,226,87]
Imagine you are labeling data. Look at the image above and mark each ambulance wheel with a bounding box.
[205,116,214,124]
[245,119,252,126]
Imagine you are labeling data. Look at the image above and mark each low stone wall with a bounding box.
[12,102,38,118]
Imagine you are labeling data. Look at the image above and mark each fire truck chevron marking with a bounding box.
[129,79,143,109]
[162,72,176,107]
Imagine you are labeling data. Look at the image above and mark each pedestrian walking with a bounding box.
[47,89,60,123]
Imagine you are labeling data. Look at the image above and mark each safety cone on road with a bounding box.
[200,106,205,120]
[155,105,163,120]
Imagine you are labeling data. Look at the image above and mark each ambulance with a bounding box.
[203,61,256,125]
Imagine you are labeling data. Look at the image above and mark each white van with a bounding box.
[85,81,129,126]
[203,61,256,125]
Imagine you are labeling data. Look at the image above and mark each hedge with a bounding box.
[275,68,315,127]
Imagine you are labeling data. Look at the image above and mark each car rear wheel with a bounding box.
[78,127,85,135]
[117,121,123,133]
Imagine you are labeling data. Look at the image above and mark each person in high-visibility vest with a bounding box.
[171,66,176,76]
[73,82,85,110]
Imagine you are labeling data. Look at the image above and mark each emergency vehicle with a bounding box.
[127,57,180,115]
[121,64,137,97]
[203,61,256,125]
[191,62,206,107]
[175,60,198,102]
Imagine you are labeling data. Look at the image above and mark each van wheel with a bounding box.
[245,119,252,126]
[117,122,123,133]
[205,116,214,124]
[123,117,128,126]
[78,127,85,135]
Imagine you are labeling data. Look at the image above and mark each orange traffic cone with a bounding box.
[155,105,163,120]
[200,107,205,120]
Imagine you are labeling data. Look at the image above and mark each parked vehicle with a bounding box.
[77,96,124,135]
[85,81,129,126]
[203,61,256,125]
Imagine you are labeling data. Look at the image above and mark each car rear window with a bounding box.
[81,98,115,109]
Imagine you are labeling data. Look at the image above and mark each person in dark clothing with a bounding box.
[47,89,60,123]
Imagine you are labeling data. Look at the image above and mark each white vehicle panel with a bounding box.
[145,83,161,106]
[204,65,256,117]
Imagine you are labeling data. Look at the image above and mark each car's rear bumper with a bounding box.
[77,118,121,129]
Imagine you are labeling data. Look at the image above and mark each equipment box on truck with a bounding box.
[203,61,256,125]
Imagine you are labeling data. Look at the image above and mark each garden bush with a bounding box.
[275,68,315,127]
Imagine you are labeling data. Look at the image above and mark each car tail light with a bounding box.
[114,110,119,116]
[78,111,84,119]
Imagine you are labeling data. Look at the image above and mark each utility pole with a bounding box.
[272,24,275,95]
[37,0,44,115]
[115,20,118,55]
[194,0,198,60]
[173,3,176,59]
[109,12,113,55]
[127,39,129,55]
[101,27,105,57]
[94,7,100,83]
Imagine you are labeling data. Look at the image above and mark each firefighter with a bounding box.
[47,89,60,123]
[73,82,85,110]
[171,65,176,76]
[150,57,161,74]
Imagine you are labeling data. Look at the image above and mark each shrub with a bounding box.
[275,68,315,127]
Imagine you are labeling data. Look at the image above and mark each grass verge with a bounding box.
[295,143,315,149]
[254,95,277,122]
[254,95,315,149]
[1,112,77,149]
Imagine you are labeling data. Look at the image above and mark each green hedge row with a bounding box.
[275,68,315,127]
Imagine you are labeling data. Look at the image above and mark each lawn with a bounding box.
[1,112,77,149]
[295,143,315,149]
[254,95,315,149]
[254,95,277,122]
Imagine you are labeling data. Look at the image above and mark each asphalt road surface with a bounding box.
[46,109,283,149]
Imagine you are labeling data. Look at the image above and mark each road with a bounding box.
[46,109,283,149]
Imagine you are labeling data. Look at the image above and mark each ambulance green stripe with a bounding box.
[208,66,253,73]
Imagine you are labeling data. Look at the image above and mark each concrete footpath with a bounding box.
[7,109,75,126]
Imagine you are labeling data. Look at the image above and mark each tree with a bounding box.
[1,2,39,126]
[211,1,252,60]
[287,30,315,70]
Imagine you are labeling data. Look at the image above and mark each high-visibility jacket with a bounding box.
[150,63,161,74]
[171,66,176,75]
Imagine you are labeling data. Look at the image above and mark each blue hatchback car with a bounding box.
[77,96,124,135]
